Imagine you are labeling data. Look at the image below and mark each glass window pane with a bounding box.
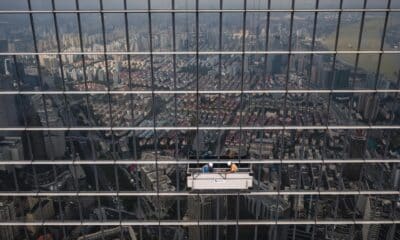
[176,13,196,51]
[104,14,127,52]
[78,0,100,10]
[30,0,52,10]
[222,13,243,51]
[0,14,35,52]
[102,0,123,9]
[128,13,150,52]
[151,13,173,51]
[199,0,220,10]
[54,0,76,10]
[199,13,219,51]
[80,13,104,51]
[127,0,147,9]
[176,0,196,9]
[0,0,28,10]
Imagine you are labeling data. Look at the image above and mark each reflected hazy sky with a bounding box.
[0,0,398,10]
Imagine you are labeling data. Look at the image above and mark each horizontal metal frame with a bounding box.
[0,159,399,165]
[1,126,399,131]
[1,50,400,55]
[0,89,399,95]
[0,8,400,13]
[0,190,398,197]
[0,220,399,226]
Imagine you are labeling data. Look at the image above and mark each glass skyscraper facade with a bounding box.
[0,0,400,239]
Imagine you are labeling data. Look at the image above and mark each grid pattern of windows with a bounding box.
[0,0,400,239]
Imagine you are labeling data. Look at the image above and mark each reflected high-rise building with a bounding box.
[318,63,350,91]
[0,199,16,240]
[4,58,25,79]
[0,72,18,137]
[358,94,380,122]
[342,129,367,181]
[0,40,8,75]
[0,136,24,172]
[185,196,217,240]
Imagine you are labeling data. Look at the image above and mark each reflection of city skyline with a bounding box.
[0,1,400,240]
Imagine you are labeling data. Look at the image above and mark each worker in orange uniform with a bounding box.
[227,161,238,173]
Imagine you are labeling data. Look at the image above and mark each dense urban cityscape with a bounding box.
[0,0,400,239]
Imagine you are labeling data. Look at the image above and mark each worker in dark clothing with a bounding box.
[202,162,214,173]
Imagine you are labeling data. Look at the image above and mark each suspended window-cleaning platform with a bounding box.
[187,163,253,191]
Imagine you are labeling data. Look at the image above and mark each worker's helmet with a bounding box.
[227,161,232,166]
[208,162,213,167]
